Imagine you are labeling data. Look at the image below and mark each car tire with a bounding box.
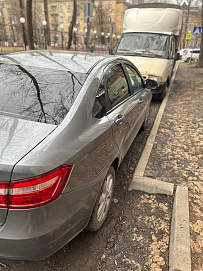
[86,166,115,231]
[186,57,191,63]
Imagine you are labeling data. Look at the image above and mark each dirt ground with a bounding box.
[145,62,203,271]
[0,62,202,271]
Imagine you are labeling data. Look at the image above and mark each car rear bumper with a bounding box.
[0,181,101,262]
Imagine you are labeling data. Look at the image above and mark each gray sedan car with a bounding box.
[0,51,152,262]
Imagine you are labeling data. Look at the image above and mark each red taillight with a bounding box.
[185,51,188,55]
[0,183,9,208]
[0,165,73,209]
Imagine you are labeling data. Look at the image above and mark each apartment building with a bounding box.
[0,0,128,48]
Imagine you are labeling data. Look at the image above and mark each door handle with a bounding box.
[139,99,143,104]
[114,114,124,124]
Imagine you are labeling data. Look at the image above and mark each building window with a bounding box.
[68,16,71,23]
[60,5,63,12]
[60,16,63,22]
[190,42,194,46]
[51,6,57,14]
[68,5,71,12]
[108,16,111,22]
[188,16,191,22]
[108,4,112,11]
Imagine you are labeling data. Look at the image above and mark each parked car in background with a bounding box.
[94,44,108,51]
[177,48,189,58]
[182,48,200,62]
[0,51,155,262]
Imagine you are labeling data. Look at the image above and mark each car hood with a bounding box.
[0,115,56,181]
[121,56,166,78]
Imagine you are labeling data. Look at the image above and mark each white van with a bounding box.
[115,3,183,100]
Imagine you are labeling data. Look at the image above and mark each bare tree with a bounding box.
[198,0,203,67]
[26,0,34,49]
[0,7,8,41]
[182,0,192,49]
[67,0,77,49]
[43,0,51,47]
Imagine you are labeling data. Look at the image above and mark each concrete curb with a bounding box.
[169,186,191,271]
[129,176,174,195]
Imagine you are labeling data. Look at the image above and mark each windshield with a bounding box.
[116,33,170,58]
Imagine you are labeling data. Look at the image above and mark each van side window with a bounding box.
[92,79,106,119]
[125,65,143,94]
[106,64,129,108]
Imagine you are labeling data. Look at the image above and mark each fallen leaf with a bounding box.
[152,233,157,242]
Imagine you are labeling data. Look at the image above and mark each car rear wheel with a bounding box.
[86,166,115,231]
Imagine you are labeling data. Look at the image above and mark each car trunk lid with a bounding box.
[0,114,56,225]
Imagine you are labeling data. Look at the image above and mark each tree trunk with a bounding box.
[26,0,35,50]
[0,9,8,41]
[43,0,51,47]
[198,0,203,67]
[19,0,28,46]
[182,0,191,49]
[67,0,77,49]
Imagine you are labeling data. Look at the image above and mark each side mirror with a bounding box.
[145,79,159,90]
[174,52,180,61]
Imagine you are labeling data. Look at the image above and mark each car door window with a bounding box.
[106,64,129,108]
[92,79,106,119]
[125,65,143,94]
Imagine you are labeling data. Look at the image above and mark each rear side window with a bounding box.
[0,64,87,125]
[106,64,129,108]
[125,65,143,94]
[92,79,106,119]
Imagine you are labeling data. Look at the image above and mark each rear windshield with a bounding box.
[0,63,87,125]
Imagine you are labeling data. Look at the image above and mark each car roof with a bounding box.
[0,50,115,74]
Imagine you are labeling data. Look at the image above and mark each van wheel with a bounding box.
[86,166,115,231]
[186,57,191,63]
[156,87,166,101]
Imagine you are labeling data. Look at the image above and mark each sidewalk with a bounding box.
[144,62,203,271]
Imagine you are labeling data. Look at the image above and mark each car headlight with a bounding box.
[148,76,162,83]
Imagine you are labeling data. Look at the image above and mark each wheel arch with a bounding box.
[111,158,119,173]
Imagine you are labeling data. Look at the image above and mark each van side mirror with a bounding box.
[174,52,180,61]
[145,79,159,89]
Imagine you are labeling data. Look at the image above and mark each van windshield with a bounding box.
[116,33,170,59]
